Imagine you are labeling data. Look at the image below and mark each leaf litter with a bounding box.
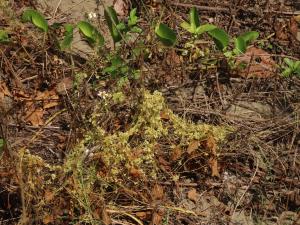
[0,0,300,225]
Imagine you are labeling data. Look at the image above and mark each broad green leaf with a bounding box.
[0,30,9,43]
[282,67,292,77]
[294,61,300,69]
[155,23,176,46]
[77,21,104,46]
[0,138,4,156]
[105,6,122,43]
[283,58,295,68]
[234,36,246,54]
[195,24,216,35]
[22,9,48,32]
[293,61,300,75]
[239,31,259,44]
[111,56,123,66]
[130,26,142,33]
[116,22,126,31]
[59,24,74,50]
[189,7,200,33]
[208,28,229,50]
[180,21,192,33]
[128,8,138,27]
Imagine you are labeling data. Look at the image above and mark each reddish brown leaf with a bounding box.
[44,190,54,202]
[25,108,44,126]
[160,111,170,120]
[151,211,163,225]
[102,208,111,225]
[171,146,182,161]
[274,21,288,40]
[43,101,59,109]
[55,77,73,94]
[236,47,276,78]
[290,16,299,40]
[206,136,220,177]
[187,188,198,202]
[136,211,149,220]
[129,167,143,179]
[0,82,12,97]
[187,140,199,154]
[43,214,54,224]
[151,184,164,201]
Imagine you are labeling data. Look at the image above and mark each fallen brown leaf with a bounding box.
[151,210,164,225]
[187,188,198,202]
[44,190,54,202]
[236,47,276,78]
[151,184,164,201]
[290,16,299,41]
[129,167,143,179]
[160,111,170,120]
[274,21,289,40]
[102,208,111,225]
[206,136,220,177]
[135,211,149,220]
[42,214,54,224]
[171,146,182,161]
[187,140,199,154]
[43,101,59,109]
[55,77,73,95]
[0,82,12,97]
[25,107,44,126]
[114,0,129,17]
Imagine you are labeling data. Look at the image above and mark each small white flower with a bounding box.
[97,90,110,100]
[88,12,97,20]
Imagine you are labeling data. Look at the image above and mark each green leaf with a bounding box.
[0,30,9,43]
[284,58,295,68]
[130,26,142,33]
[111,56,123,66]
[77,21,104,46]
[294,61,300,69]
[59,24,74,50]
[195,24,217,35]
[104,6,122,43]
[282,67,292,77]
[128,8,138,27]
[189,7,200,33]
[155,23,176,46]
[180,21,192,33]
[239,31,259,44]
[208,28,229,50]
[22,9,48,32]
[116,22,126,31]
[234,36,247,54]
[0,138,4,156]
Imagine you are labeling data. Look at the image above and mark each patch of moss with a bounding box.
[65,89,232,182]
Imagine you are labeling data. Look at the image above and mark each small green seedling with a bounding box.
[281,58,300,77]
[77,21,104,47]
[180,7,229,50]
[0,30,9,43]
[0,138,4,157]
[181,7,216,35]
[223,31,259,68]
[22,9,48,32]
[233,31,259,54]
[59,24,74,50]
[105,7,142,44]
[105,6,123,43]
[155,23,177,46]
[103,55,129,77]
[127,8,142,33]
